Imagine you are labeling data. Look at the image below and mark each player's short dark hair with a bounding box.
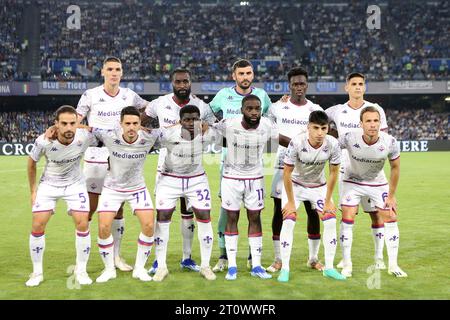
[360,106,380,121]
[55,105,77,121]
[120,106,140,121]
[287,67,308,82]
[309,110,329,126]
[346,72,365,82]
[103,56,122,66]
[232,59,253,72]
[241,94,261,108]
[171,68,191,81]
[180,105,200,119]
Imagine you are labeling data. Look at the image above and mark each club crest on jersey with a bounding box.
[90,183,97,190]
[103,202,108,208]
[345,195,352,202]
[114,139,121,145]
[139,139,146,145]
[378,145,385,152]
[301,147,308,152]
[322,147,329,153]
[225,200,232,207]
[122,95,127,100]
[77,140,83,147]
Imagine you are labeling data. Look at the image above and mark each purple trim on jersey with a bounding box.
[103,88,120,98]
[156,207,176,213]
[292,180,326,189]
[138,239,153,246]
[223,175,264,181]
[308,233,321,240]
[88,191,102,195]
[161,172,205,179]
[224,231,239,236]
[362,135,380,146]
[343,180,388,187]
[289,98,308,107]
[233,86,254,97]
[104,186,146,193]
[390,155,400,161]
[340,204,359,208]
[307,139,323,150]
[98,242,114,249]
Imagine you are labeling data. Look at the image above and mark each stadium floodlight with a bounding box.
[445,96,450,102]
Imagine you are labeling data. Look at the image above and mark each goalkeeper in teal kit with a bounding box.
[209,59,272,272]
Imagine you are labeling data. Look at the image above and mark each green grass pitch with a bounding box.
[0,152,449,300]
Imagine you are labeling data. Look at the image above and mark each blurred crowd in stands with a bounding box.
[1,1,448,82]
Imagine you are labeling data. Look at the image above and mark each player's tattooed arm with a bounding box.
[27,157,37,206]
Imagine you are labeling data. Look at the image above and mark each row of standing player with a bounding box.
[25,57,407,287]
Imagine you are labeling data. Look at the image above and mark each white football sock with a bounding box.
[75,229,91,272]
[155,220,171,269]
[181,214,195,260]
[371,224,385,261]
[322,217,337,270]
[280,219,296,272]
[197,219,213,268]
[272,236,281,262]
[225,233,238,268]
[384,221,400,268]
[98,235,114,270]
[308,235,321,261]
[340,220,354,266]
[135,233,153,270]
[112,218,125,259]
[249,234,263,268]
[30,232,45,275]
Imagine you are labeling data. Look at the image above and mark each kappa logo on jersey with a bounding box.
[50,147,58,152]
[282,105,290,110]
[258,202,263,207]
[35,203,40,208]
[144,202,150,207]
[121,95,127,100]
[99,98,105,102]
[165,105,171,110]
[103,202,108,208]
[342,110,348,114]
[353,143,361,149]
[159,200,164,206]
[114,139,121,145]
[227,96,233,100]
[80,205,86,209]
[205,203,210,208]
[301,147,308,152]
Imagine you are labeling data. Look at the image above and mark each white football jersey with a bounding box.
[76,85,148,129]
[267,98,322,169]
[325,100,388,169]
[159,125,217,176]
[76,85,148,162]
[284,133,341,187]
[212,117,279,179]
[93,128,161,191]
[145,93,216,127]
[30,129,97,187]
[339,131,400,186]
